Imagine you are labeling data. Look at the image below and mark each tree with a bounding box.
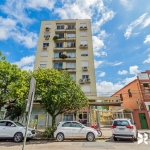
[5,70,31,121]
[0,51,31,120]
[34,68,88,126]
[0,52,22,109]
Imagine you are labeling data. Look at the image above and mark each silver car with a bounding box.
[111,118,138,141]
[54,121,99,142]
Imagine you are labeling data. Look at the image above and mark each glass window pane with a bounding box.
[72,122,82,128]
[62,122,72,127]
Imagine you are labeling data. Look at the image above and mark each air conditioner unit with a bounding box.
[79,79,85,84]
[45,27,50,30]
[82,67,88,71]
[80,26,83,29]
[86,78,91,83]
[84,44,88,47]
[84,26,87,29]
[80,44,83,47]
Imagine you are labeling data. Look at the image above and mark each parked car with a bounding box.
[54,121,99,142]
[0,120,36,142]
[111,118,138,141]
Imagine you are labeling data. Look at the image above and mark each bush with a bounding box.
[43,126,56,138]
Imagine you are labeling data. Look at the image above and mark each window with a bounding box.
[148,105,150,110]
[81,85,90,93]
[53,62,63,69]
[41,51,48,57]
[40,61,47,68]
[56,33,64,38]
[44,32,50,37]
[143,83,149,88]
[57,25,64,29]
[120,94,123,101]
[80,23,86,27]
[67,42,75,47]
[6,122,13,127]
[70,74,76,81]
[81,61,88,67]
[128,89,132,98]
[66,52,76,58]
[66,62,76,69]
[62,122,72,127]
[145,89,150,93]
[72,122,82,128]
[55,42,63,48]
[67,25,75,29]
[80,40,87,45]
[0,121,6,126]
[82,75,89,79]
[81,50,88,56]
[54,52,63,58]
[113,120,129,126]
[80,31,87,37]
[43,43,49,47]
[64,115,73,121]
[67,33,76,38]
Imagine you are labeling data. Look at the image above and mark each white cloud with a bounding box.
[129,65,140,74]
[144,35,150,44]
[13,55,35,68]
[118,70,128,75]
[97,75,137,96]
[124,13,147,39]
[26,0,55,10]
[99,72,106,77]
[96,81,124,96]
[22,65,34,71]
[143,55,150,63]
[92,36,105,56]
[122,76,136,85]
[111,62,123,66]
[119,0,134,10]
[0,0,34,26]
[94,60,104,68]
[12,31,38,48]
[143,17,150,28]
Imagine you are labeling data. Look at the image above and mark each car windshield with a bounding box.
[15,122,24,127]
[113,120,129,126]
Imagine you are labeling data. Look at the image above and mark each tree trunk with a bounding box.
[52,115,56,127]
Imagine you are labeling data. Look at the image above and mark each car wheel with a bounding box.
[56,133,64,142]
[134,132,138,141]
[113,137,117,141]
[87,132,95,142]
[13,132,23,143]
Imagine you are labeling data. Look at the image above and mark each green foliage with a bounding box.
[30,119,38,129]
[0,51,32,120]
[53,36,59,40]
[33,68,88,126]
[59,54,68,59]
[43,126,56,138]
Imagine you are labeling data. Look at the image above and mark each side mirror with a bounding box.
[11,124,15,127]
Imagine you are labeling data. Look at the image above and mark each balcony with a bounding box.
[79,44,88,49]
[66,27,76,32]
[53,55,76,62]
[80,26,87,30]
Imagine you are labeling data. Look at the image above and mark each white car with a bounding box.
[54,121,99,142]
[111,118,138,141]
[0,120,36,143]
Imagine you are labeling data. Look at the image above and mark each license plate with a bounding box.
[119,128,124,130]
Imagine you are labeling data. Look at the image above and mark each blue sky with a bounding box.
[0,0,150,96]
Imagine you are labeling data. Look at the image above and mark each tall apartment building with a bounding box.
[112,70,150,129]
[34,19,97,125]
